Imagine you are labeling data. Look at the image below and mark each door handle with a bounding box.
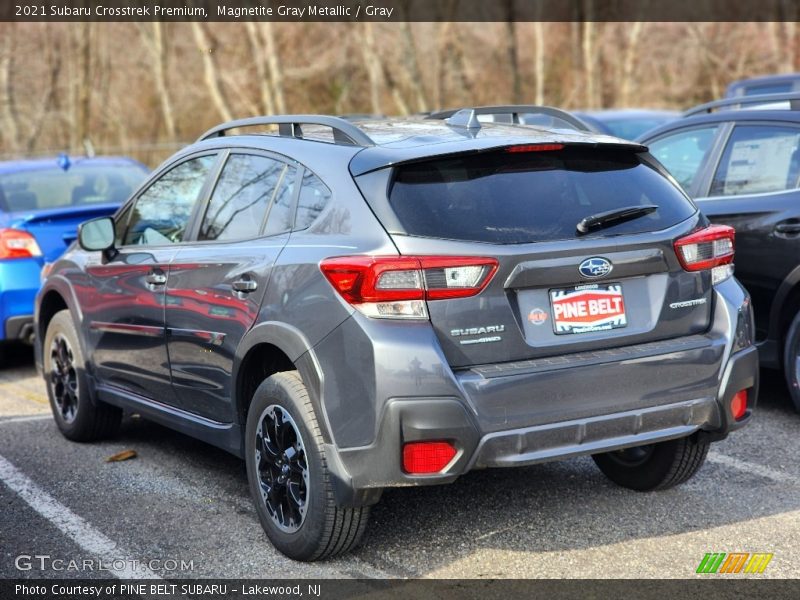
[775,223,800,235]
[232,279,258,293]
[145,272,167,286]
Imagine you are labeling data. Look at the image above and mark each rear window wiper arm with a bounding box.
[576,204,658,235]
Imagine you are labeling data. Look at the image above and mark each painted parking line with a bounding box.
[0,453,161,579]
[0,415,51,425]
[707,452,800,486]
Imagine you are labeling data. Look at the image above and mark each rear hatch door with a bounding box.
[357,144,714,368]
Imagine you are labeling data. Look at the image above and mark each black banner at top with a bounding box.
[2,0,800,22]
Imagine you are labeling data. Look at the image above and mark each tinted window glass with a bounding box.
[294,171,331,230]
[602,118,673,140]
[743,83,793,96]
[388,147,695,244]
[200,154,285,241]
[264,164,297,236]
[648,126,718,191]
[123,155,215,246]
[0,162,147,212]
[710,125,800,196]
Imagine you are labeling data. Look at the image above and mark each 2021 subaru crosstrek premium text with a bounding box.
[36,108,759,560]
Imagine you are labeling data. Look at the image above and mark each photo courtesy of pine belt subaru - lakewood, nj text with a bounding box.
[35,107,759,561]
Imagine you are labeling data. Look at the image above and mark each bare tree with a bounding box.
[260,22,285,114]
[245,22,275,114]
[0,24,19,152]
[505,0,521,104]
[619,22,644,106]
[192,22,234,122]
[532,21,546,105]
[360,22,384,114]
[400,21,429,112]
[138,22,177,138]
[581,1,597,108]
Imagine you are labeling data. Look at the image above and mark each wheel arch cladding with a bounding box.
[235,342,295,427]
[38,289,69,339]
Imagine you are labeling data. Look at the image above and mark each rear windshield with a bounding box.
[388,147,696,244]
[0,163,147,213]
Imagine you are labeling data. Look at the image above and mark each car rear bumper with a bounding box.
[314,278,758,506]
[0,257,42,342]
[328,342,757,503]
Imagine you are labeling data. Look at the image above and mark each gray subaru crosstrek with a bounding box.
[35,107,759,561]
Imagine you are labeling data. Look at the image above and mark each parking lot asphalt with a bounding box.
[1,344,799,579]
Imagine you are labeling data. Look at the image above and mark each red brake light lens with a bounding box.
[505,143,564,153]
[402,441,457,474]
[674,225,735,278]
[731,389,748,421]
[0,228,42,259]
[320,256,498,319]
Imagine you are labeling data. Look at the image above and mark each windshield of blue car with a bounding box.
[0,163,148,213]
[601,118,672,140]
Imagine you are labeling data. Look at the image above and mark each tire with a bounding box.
[592,435,710,491]
[245,371,370,561]
[783,311,800,413]
[43,309,122,442]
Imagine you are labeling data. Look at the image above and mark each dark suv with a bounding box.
[639,93,800,411]
[36,107,758,561]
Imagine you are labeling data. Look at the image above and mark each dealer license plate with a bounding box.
[549,283,627,335]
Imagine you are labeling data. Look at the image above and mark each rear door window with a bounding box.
[709,125,800,196]
[263,164,298,236]
[199,154,286,241]
[388,147,696,244]
[648,126,719,191]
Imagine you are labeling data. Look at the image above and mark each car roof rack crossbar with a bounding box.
[196,115,375,146]
[426,105,592,132]
[683,92,800,117]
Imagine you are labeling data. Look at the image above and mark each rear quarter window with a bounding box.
[388,147,696,244]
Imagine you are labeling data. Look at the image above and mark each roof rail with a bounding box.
[426,105,592,132]
[196,115,375,146]
[683,92,800,117]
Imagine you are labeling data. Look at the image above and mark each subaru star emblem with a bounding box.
[579,257,613,279]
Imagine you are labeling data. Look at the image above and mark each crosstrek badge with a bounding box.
[549,284,627,334]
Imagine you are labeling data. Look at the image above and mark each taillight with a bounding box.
[402,441,457,474]
[320,256,498,319]
[0,229,42,260]
[674,225,735,285]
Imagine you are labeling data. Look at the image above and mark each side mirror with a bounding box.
[78,217,115,252]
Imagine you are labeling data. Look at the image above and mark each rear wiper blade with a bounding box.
[576,204,658,235]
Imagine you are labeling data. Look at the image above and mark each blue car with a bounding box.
[573,109,680,140]
[0,156,148,347]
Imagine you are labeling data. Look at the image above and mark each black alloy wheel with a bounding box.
[254,404,309,533]
[49,334,79,424]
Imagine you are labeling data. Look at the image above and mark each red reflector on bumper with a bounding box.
[731,389,748,421]
[402,441,457,474]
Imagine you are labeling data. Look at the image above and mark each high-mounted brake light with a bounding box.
[505,143,564,153]
[0,228,42,260]
[320,256,498,319]
[674,225,735,285]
